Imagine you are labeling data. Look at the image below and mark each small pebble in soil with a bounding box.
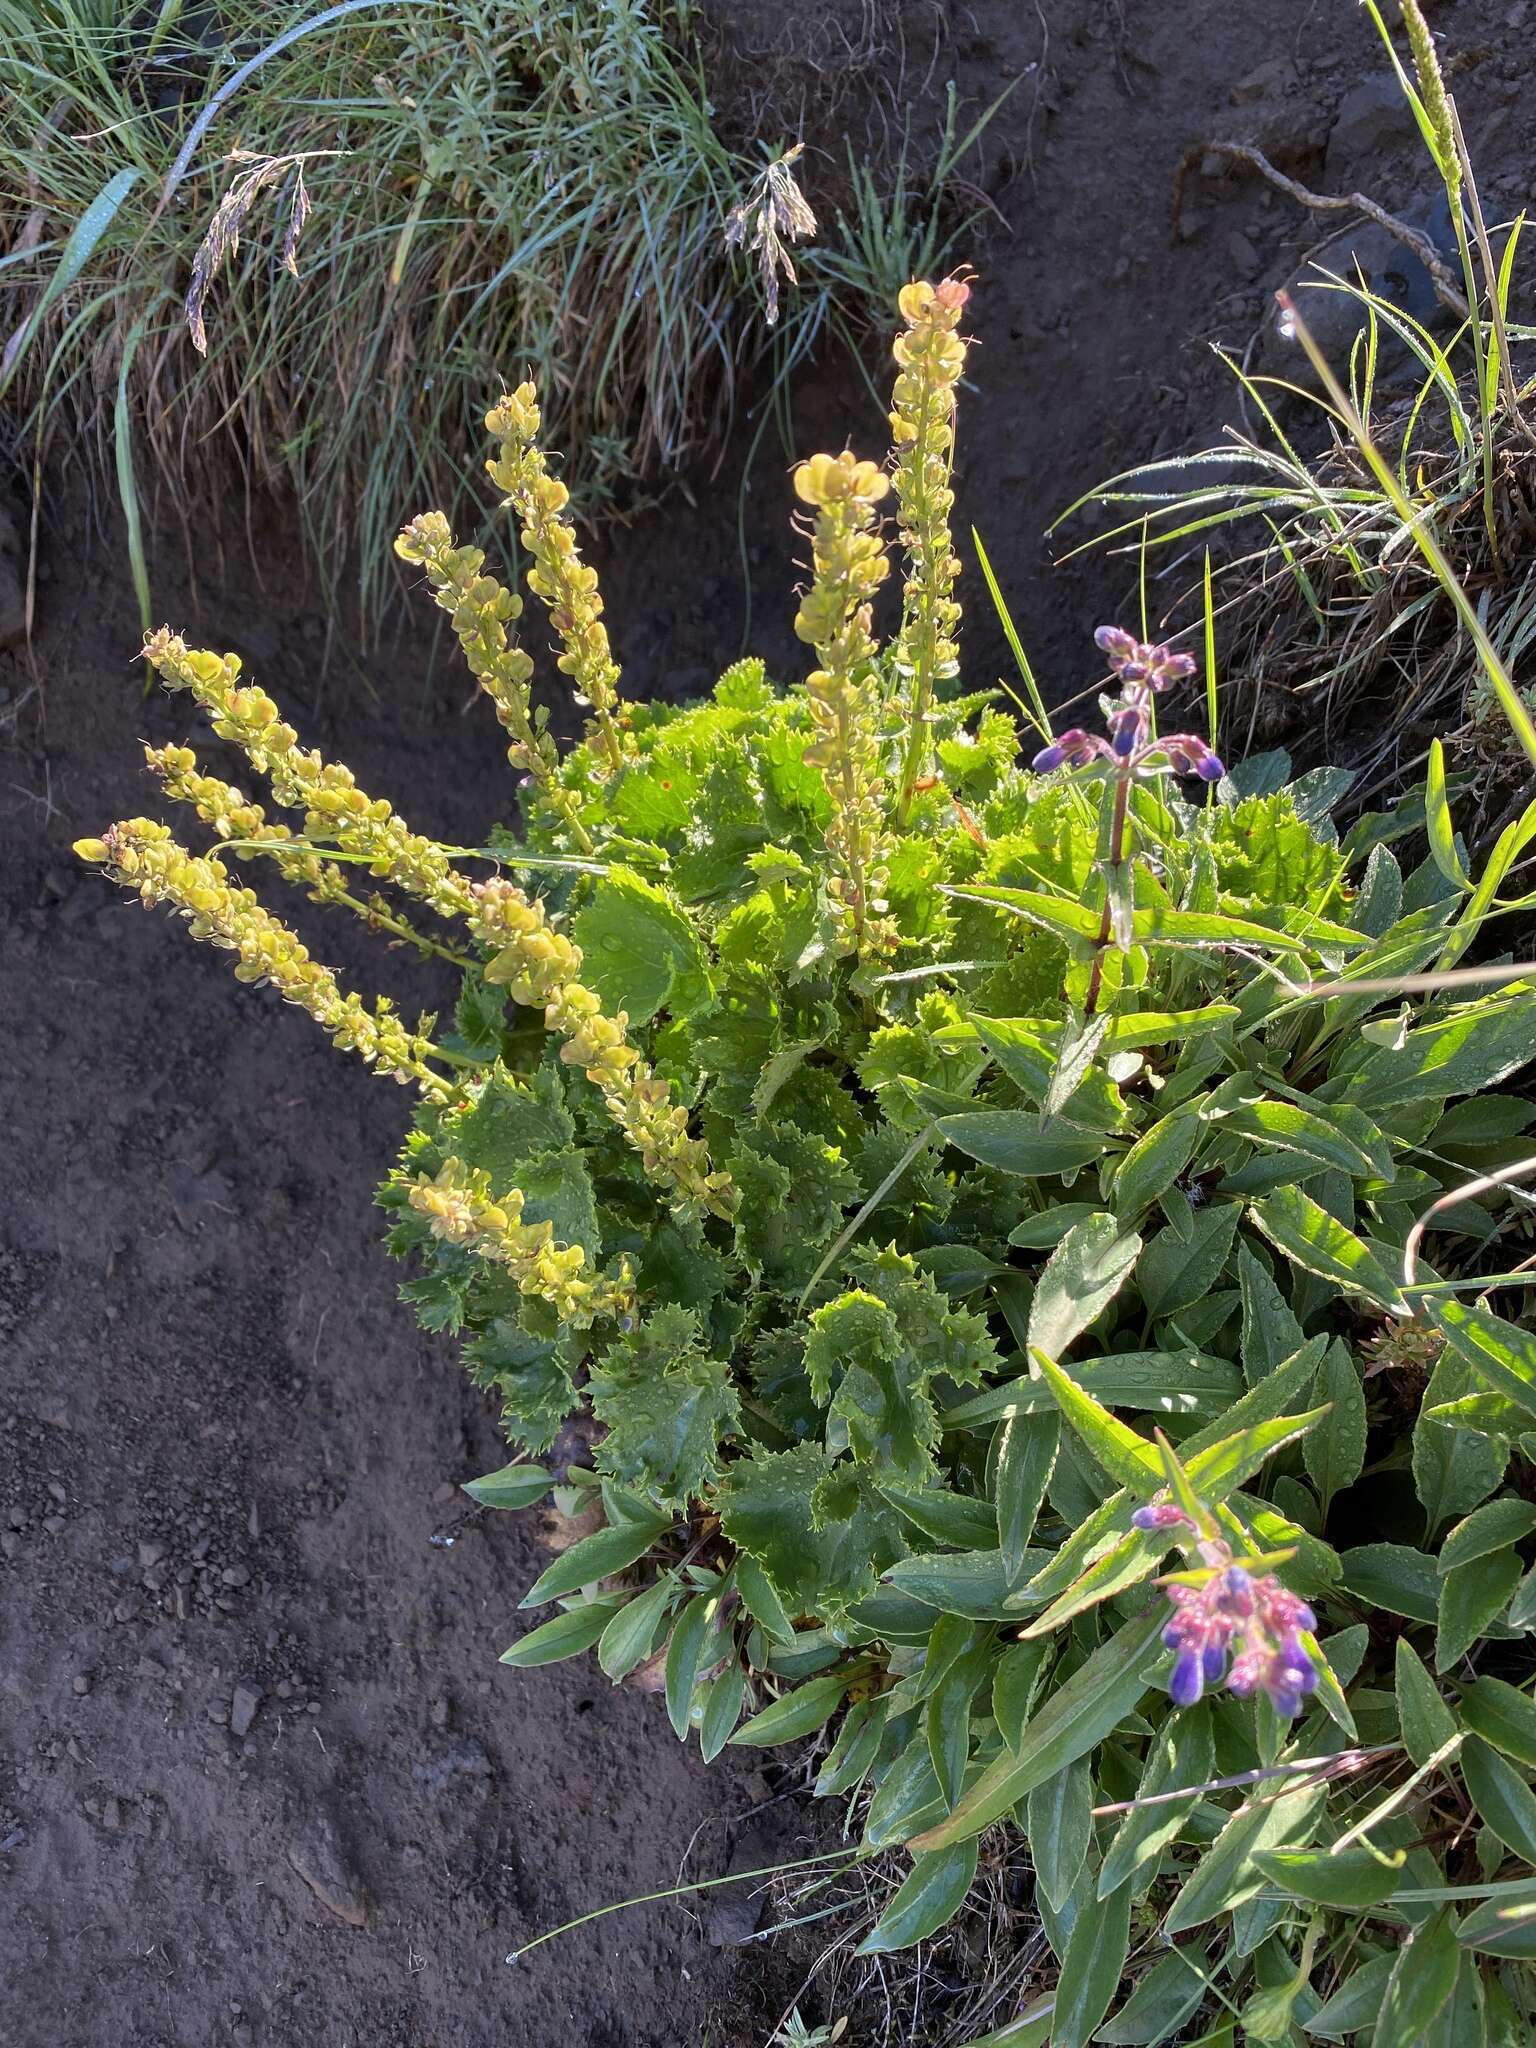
[230,1682,263,1740]
[72,1674,91,1696]
[221,1565,250,1588]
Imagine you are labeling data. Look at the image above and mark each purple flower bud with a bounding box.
[1132,1502,1190,1531]
[1202,1642,1228,1685]
[1169,1647,1205,1708]
[1162,735,1224,782]
[1032,742,1066,773]
[1150,647,1198,685]
[1094,624,1138,661]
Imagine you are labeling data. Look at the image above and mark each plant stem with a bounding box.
[1084,771,1131,1017]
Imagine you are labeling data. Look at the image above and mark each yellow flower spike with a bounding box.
[393,511,591,850]
[791,449,897,960]
[77,821,452,1098]
[889,275,972,823]
[144,740,468,968]
[142,627,476,922]
[469,877,736,1222]
[407,1159,635,1329]
[483,384,630,777]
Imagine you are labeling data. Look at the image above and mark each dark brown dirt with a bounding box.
[2,3,1531,2045]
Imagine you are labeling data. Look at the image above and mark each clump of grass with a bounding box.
[1060,0,1536,835]
[0,0,999,640]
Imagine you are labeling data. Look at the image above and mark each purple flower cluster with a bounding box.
[1132,1503,1318,1718]
[1032,626,1223,783]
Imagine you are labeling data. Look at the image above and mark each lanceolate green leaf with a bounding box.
[1050,1874,1133,2048]
[1025,1756,1093,1913]
[1162,1778,1328,1935]
[1459,1677,1536,1768]
[908,1606,1164,1850]
[1026,1214,1141,1357]
[731,1670,852,1747]
[1425,738,1470,890]
[1304,1341,1366,1515]
[856,1841,979,1954]
[1456,1882,1536,1959]
[1439,1498,1536,1574]
[500,1596,625,1669]
[1377,1907,1461,2039]
[1253,1844,1403,1908]
[1436,1549,1522,1671]
[1248,1188,1407,1312]
[461,1460,553,1510]
[1226,1097,1384,1180]
[1462,1736,1536,1863]
[1033,1351,1164,1492]
[519,1508,672,1608]
[1097,1705,1216,1898]
[1397,1638,1459,1770]
[995,1409,1060,1582]
[1432,1298,1536,1422]
[943,1349,1241,1429]
[938,1110,1109,1178]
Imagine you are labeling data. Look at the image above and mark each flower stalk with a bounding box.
[145,740,472,967]
[144,630,477,921]
[889,276,970,825]
[469,878,736,1222]
[75,820,452,1097]
[484,385,630,777]
[408,1160,634,1328]
[1133,1498,1319,1718]
[393,511,593,853]
[1032,626,1222,1013]
[793,450,896,959]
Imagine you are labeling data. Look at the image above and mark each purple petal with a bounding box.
[1197,753,1224,782]
[1032,743,1065,773]
[1094,624,1137,660]
[1169,1647,1205,1708]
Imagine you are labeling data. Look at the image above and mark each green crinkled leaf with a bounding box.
[728,1120,860,1289]
[846,1244,1000,1390]
[512,1146,603,1261]
[806,1289,942,1483]
[1207,790,1350,921]
[717,1444,904,1622]
[442,1063,575,1187]
[572,863,713,1026]
[587,1304,740,1507]
[463,1319,574,1453]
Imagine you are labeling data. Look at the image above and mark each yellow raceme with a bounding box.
[890,276,971,815]
[75,820,449,1096]
[484,383,630,775]
[792,449,896,959]
[408,1159,635,1327]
